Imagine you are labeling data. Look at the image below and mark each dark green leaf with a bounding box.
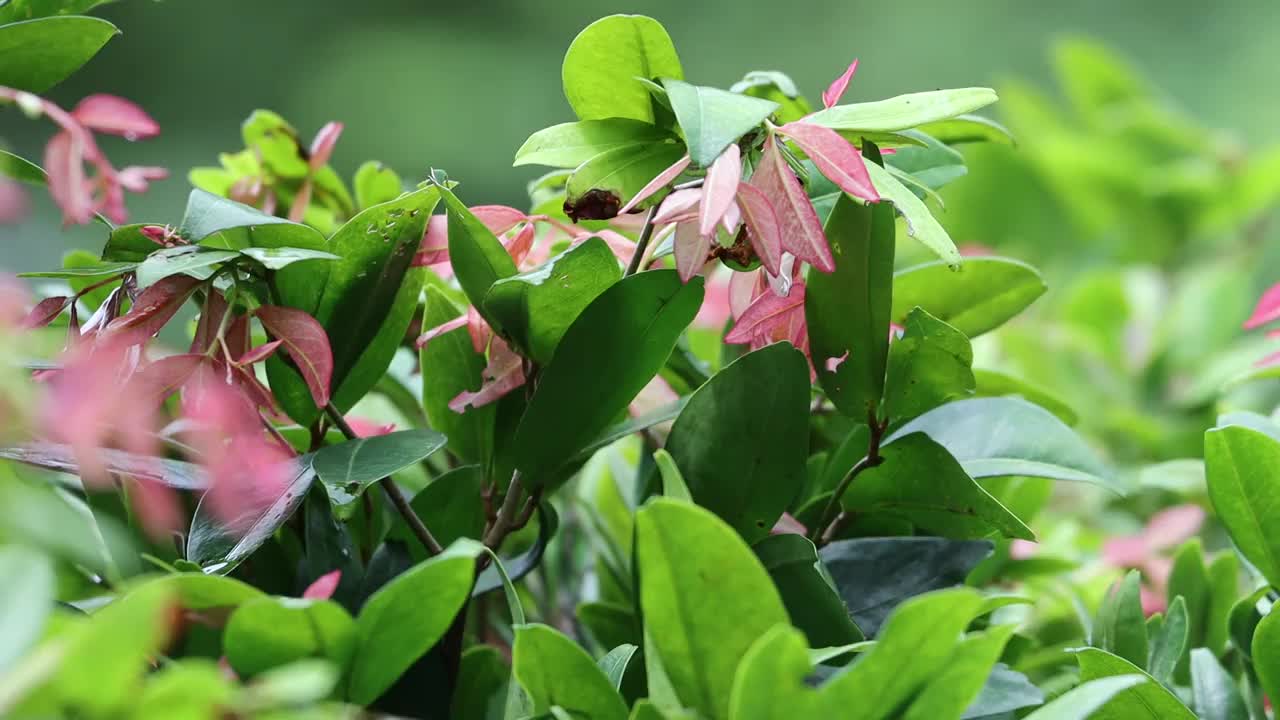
[806,191,896,420]
[516,119,675,168]
[1228,587,1270,662]
[885,132,967,190]
[483,236,621,363]
[754,533,862,647]
[181,189,327,252]
[451,646,511,720]
[102,224,165,263]
[185,456,315,572]
[1253,608,1280,710]
[312,429,447,509]
[0,15,117,92]
[599,644,639,691]
[665,343,809,542]
[561,14,683,123]
[391,465,486,564]
[883,308,975,422]
[511,271,703,484]
[903,625,1016,720]
[224,597,357,678]
[960,664,1044,719]
[1204,425,1280,587]
[514,624,629,720]
[440,186,518,327]
[474,503,559,597]
[892,257,1046,338]
[662,78,777,167]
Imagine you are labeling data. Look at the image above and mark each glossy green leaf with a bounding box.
[391,466,486,565]
[516,119,674,168]
[865,158,961,267]
[1228,587,1269,662]
[1071,647,1195,719]
[353,161,403,209]
[1204,425,1280,587]
[1190,648,1248,720]
[600,644,640,691]
[903,625,1016,720]
[1020,676,1146,720]
[312,428,447,509]
[419,286,493,467]
[564,141,687,218]
[224,597,357,678]
[1147,595,1188,685]
[842,432,1033,540]
[346,539,483,705]
[888,397,1117,490]
[807,88,999,133]
[239,246,340,270]
[182,189,328,253]
[653,448,693,501]
[892,257,1046,337]
[820,536,992,637]
[514,624,629,720]
[885,131,967,190]
[754,533,863,647]
[883,307,975,422]
[914,114,1015,145]
[665,343,809,542]
[102,223,165,263]
[483,236,621,363]
[451,646,510,720]
[511,271,703,484]
[19,261,136,279]
[0,148,46,185]
[134,245,239,288]
[636,499,789,720]
[139,573,265,610]
[1253,608,1280,709]
[960,664,1044,718]
[0,16,117,92]
[1094,570,1148,668]
[973,368,1078,424]
[0,547,53,672]
[562,14,683,123]
[662,78,777,167]
[806,191,895,420]
[727,625,814,720]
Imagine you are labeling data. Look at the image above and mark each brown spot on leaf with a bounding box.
[564,189,621,222]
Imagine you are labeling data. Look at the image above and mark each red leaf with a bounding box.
[471,205,528,236]
[44,130,93,226]
[136,353,208,402]
[71,94,160,140]
[100,275,201,347]
[22,296,71,329]
[618,154,692,215]
[308,122,344,171]
[750,136,834,272]
[1245,281,1280,329]
[734,184,783,276]
[412,215,450,268]
[191,291,229,353]
[778,121,879,203]
[449,339,525,412]
[724,284,807,344]
[822,59,859,109]
[415,314,467,351]
[673,222,710,282]
[303,570,342,600]
[503,222,536,266]
[236,340,283,366]
[699,146,741,238]
[255,306,334,407]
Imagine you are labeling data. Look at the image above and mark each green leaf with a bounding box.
[511,271,703,484]
[1253,608,1280,709]
[888,397,1117,490]
[662,78,777,167]
[240,110,308,178]
[600,644,640,691]
[902,625,1016,720]
[864,158,961,268]
[19,261,136,279]
[885,132,967,190]
[312,429,447,509]
[1229,587,1269,662]
[731,70,813,125]
[182,189,327,252]
[973,368,1078,425]
[892,257,1046,338]
[1069,647,1196,719]
[636,498,789,720]
[239,246,340,270]
[1147,595,1188,685]
[353,161,403,210]
[440,186,518,328]
[562,14,683,123]
[1094,570,1149,668]
[346,539,484,705]
[269,187,437,424]
[134,245,239,288]
[514,624,629,720]
[819,537,992,637]
[0,16,117,92]
[806,88,999,134]
[1020,676,1146,720]
[224,597,357,678]
[653,448,693,502]
[961,664,1044,718]
[564,141,687,218]
[1204,425,1280,587]
[1167,539,1209,682]
[754,534,863,647]
[133,660,234,720]
[420,286,495,466]
[185,456,315,573]
[0,149,46,185]
[914,114,1015,145]
[1190,648,1248,720]
[727,625,814,720]
[806,191,895,420]
[516,119,675,168]
[451,646,510,720]
[138,573,265,611]
[664,343,809,542]
[842,433,1033,540]
[483,236,621,363]
[883,308,975,422]
[102,224,165,263]
[389,466,485,565]
[0,547,53,672]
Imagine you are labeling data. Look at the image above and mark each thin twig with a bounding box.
[812,411,889,546]
[483,470,526,549]
[625,205,661,277]
[325,403,444,556]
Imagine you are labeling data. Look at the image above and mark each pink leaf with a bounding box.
[694,270,733,330]
[70,94,160,140]
[22,295,71,329]
[1142,504,1205,550]
[1102,536,1149,568]
[822,59,859,109]
[618,154,692,215]
[303,570,342,600]
[44,131,93,226]
[466,305,491,354]
[1245,281,1280,329]
[0,177,30,225]
[734,183,783,276]
[724,284,807,344]
[236,340,284,366]
[100,275,202,347]
[117,166,167,193]
[137,353,208,402]
[778,122,880,203]
[472,206,528,236]
[653,188,703,225]
[345,417,396,437]
[449,339,525,412]
[255,306,334,407]
[415,314,468,350]
[503,222,536,267]
[750,136,834,272]
[413,215,451,269]
[728,268,766,320]
[1008,539,1038,560]
[699,146,742,238]
[770,512,807,536]
[673,221,711,282]
[308,122,343,171]
[572,229,635,265]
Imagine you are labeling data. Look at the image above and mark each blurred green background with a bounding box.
[2,0,1279,271]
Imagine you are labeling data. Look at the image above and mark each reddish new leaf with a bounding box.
[1245,281,1280,329]
[449,338,525,412]
[191,291,229,353]
[307,122,344,171]
[618,154,692,215]
[724,284,807,344]
[735,184,783,276]
[22,296,71,329]
[255,305,334,407]
[822,59,859,109]
[778,121,879,203]
[136,354,208,402]
[699,145,742,238]
[71,94,160,140]
[673,221,711,282]
[302,570,342,600]
[100,275,201,347]
[44,130,93,226]
[236,340,284,366]
[471,205,529,236]
[415,314,468,351]
[653,188,702,225]
[750,136,834,272]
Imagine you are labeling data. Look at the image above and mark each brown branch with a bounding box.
[812,411,889,546]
